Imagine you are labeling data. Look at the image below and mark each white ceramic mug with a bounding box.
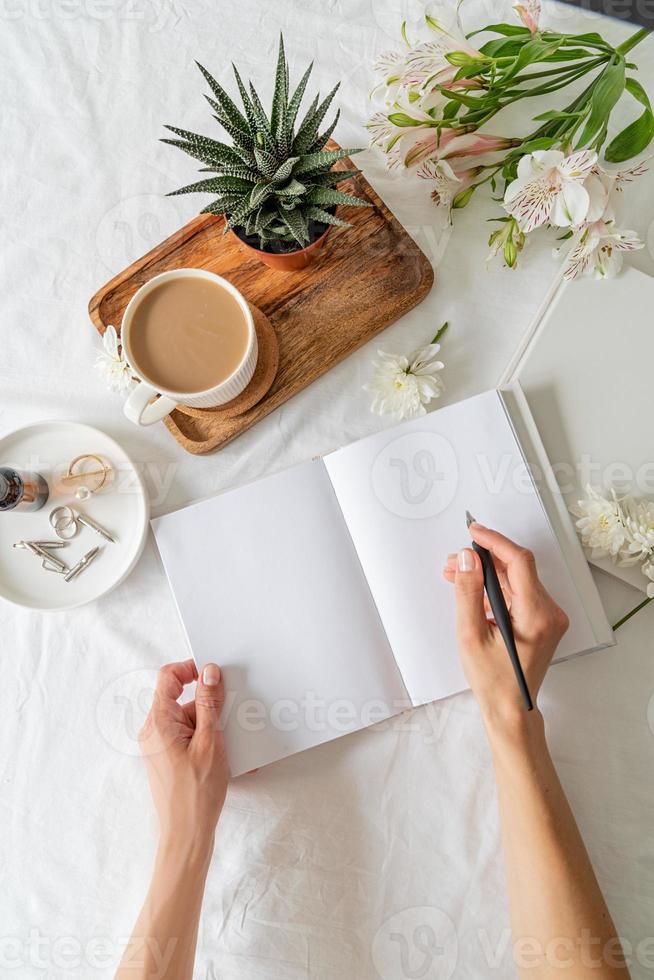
[122,269,258,426]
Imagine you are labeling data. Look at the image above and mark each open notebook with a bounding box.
[152,384,613,776]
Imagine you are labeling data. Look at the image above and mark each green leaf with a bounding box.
[576,59,626,148]
[250,182,273,208]
[287,62,313,133]
[309,168,362,186]
[271,157,299,184]
[479,36,528,58]
[167,176,255,196]
[506,136,559,156]
[271,34,289,134]
[279,207,310,245]
[232,64,258,131]
[293,147,356,175]
[532,108,585,122]
[305,205,350,228]
[254,145,279,178]
[248,82,275,150]
[294,84,340,154]
[292,93,318,149]
[224,196,259,231]
[200,194,244,215]
[501,37,565,82]
[195,62,250,135]
[275,178,307,196]
[567,31,611,47]
[310,108,340,152]
[161,130,244,168]
[605,77,654,162]
[468,23,530,37]
[207,102,254,150]
[308,187,370,208]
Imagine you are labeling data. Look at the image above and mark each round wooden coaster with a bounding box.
[175,305,279,420]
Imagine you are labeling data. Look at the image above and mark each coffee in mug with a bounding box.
[121,270,258,426]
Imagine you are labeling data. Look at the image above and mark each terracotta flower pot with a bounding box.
[231,223,333,272]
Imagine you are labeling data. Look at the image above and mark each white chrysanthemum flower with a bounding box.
[623,497,654,563]
[642,560,654,598]
[503,149,597,233]
[570,486,628,558]
[364,342,445,421]
[96,324,133,393]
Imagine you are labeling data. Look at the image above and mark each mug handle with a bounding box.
[124,381,177,426]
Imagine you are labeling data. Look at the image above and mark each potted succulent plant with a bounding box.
[163,36,369,271]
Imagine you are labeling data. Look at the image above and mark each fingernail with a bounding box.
[458,548,474,572]
[471,522,486,531]
[202,664,221,686]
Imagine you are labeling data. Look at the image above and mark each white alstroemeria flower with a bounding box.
[513,0,541,33]
[366,90,440,169]
[417,158,462,209]
[96,324,133,393]
[364,341,445,421]
[372,49,414,103]
[570,486,629,558]
[562,210,643,280]
[503,149,598,233]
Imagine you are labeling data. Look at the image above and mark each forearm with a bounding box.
[486,709,629,979]
[115,833,214,980]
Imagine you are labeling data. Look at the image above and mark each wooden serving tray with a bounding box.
[88,157,434,455]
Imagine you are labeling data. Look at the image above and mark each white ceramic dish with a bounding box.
[0,421,149,610]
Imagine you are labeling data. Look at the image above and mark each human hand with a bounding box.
[138,659,229,850]
[443,524,569,735]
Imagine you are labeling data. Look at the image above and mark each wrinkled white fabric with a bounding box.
[1,0,654,976]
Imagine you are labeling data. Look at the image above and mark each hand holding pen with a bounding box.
[442,523,570,723]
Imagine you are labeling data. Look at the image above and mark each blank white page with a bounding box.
[151,459,407,776]
[325,390,599,706]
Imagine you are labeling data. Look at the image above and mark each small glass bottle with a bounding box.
[0,467,49,512]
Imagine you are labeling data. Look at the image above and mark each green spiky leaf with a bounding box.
[309,109,340,153]
[254,145,279,178]
[287,62,313,132]
[294,84,340,154]
[271,34,289,134]
[168,176,255,196]
[250,182,274,208]
[196,62,250,136]
[305,205,350,228]
[308,187,370,208]
[275,178,306,196]
[279,207,310,245]
[293,147,357,175]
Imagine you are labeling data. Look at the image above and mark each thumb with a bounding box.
[194,663,225,737]
[455,548,489,645]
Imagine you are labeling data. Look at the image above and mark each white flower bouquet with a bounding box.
[368,1,651,278]
[572,486,654,626]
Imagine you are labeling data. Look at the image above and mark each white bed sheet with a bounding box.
[1,0,654,976]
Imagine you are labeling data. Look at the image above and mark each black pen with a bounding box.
[465,511,533,712]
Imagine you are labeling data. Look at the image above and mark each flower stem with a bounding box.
[432,321,449,344]
[616,27,650,56]
[612,595,653,631]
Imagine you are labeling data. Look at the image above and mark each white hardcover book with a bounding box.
[502,267,654,592]
[152,387,613,776]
